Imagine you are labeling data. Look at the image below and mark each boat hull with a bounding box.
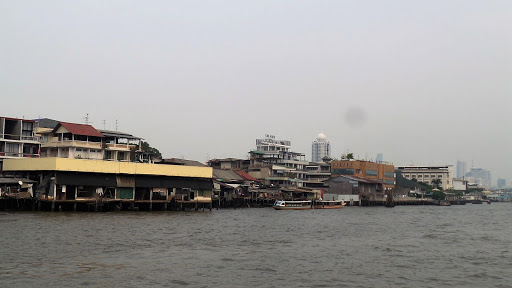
[273,206,312,210]
[272,200,312,210]
[313,200,346,209]
[313,204,345,209]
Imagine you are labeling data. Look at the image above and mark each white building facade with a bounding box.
[311,132,330,162]
[396,165,454,190]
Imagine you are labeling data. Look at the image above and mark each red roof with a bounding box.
[235,171,261,182]
[56,122,104,137]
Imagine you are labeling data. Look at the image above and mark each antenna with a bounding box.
[102,120,106,130]
[115,120,118,131]
[84,113,89,125]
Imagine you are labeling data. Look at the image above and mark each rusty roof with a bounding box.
[235,170,261,182]
[55,122,104,137]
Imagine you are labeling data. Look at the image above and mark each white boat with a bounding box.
[273,200,312,210]
[314,200,346,209]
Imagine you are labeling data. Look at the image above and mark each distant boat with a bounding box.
[314,200,346,209]
[273,200,312,210]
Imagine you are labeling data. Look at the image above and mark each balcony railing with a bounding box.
[1,134,40,142]
[0,152,41,158]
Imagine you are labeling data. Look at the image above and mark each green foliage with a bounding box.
[141,141,162,159]
[431,190,446,200]
[346,153,354,160]
[431,179,442,189]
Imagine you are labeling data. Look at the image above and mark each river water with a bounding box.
[1,203,511,288]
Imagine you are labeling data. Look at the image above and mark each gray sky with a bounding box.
[2,0,511,185]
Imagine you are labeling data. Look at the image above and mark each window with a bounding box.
[366,170,377,176]
[384,172,394,178]
[332,169,354,175]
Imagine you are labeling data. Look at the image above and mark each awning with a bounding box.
[0,178,37,184]
[226,184,241,188]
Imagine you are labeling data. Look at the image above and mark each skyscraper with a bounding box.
[312,132,330,162]
[456,161,467,178]
[498,178,506,189]
[376,153,383,163]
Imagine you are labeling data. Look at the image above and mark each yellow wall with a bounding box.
[3,158,212,179]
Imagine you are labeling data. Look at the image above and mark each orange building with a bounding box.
[331,160,395,189]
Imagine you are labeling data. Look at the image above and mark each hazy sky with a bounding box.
[1,1,511,184]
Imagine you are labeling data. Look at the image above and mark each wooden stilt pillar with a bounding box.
[51,201,55,212]
[73,202,77,212]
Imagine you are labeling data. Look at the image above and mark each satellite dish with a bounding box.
[18,181,23,185]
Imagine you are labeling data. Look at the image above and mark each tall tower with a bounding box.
[456,161,467,178]
[312,132,330,162]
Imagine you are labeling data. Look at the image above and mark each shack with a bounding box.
[2,158,213,211]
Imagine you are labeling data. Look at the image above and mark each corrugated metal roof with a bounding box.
[158,158,206,167]
[213,169,244,181]
[235,171,260,182]
[0,177,37,184]
[56,122,104,137]
[98,130,142,140]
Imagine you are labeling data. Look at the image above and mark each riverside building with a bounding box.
[248,135,311,188]
[396,165,454,190]
[331,159,395,190]
[0,116,41,172]
[2,157,213,211]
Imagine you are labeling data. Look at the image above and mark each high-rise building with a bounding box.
[376,153,383,163]
[465,168,491,189]
[311,132,330,162]
[497,178,506,189]
[456,161,467,178]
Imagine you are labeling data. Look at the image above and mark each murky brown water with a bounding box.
[1,204,511,287]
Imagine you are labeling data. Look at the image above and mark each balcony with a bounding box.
[42,140,102,149]
[0,152,41,158]
[1,134,40,142]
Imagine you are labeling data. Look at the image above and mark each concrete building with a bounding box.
[311,132,330,162]
[331,160,395,190]
[452,178,468,192]
[248,135,309,188]
[38,122,143,162]
[396,165,454,190]
[207,158,249,171]
[0,117,41,172]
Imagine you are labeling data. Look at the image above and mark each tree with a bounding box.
[431,190,446,200]
[346,153,354,160]
[431,179,442,189]
[140,141,162,159]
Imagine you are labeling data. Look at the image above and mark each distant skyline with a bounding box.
[2,0,511,184]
